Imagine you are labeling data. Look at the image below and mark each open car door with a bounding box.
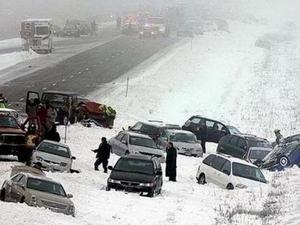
[25,91,40,114]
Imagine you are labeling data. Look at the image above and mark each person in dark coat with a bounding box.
[166,142,177,182]
[274,129,284,145]
[44,125,60,142]
[198,120,208,153]
[93,137,111,173]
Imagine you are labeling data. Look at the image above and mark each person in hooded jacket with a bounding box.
[166,142,177,182]
[93,137,111,173]
[274,129,284,145]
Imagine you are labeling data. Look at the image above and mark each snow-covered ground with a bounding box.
[0,10,300,225]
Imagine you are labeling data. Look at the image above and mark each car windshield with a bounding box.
[232,162,267,183]
[227,126,241,134]
[114,158,154,175]
[37,142,70,158]
[36,26,49,35]
[0,116,19,128]
[169,132,197,143]
[42,94,69,108]
[27,178,66,197]
[249,149,271,161]
[129,136,157,149]
[248,139,271,148]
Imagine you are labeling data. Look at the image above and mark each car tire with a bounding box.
[147,188,155,198]
[70,115,77,124]
[226,183,234,190]
[279,156,289,167]
[198,174,206,185]
[17,153,26,163]
[125,150,130,155]
[0,189,6,201]
[20,196,25,203]
[106,185,111,191]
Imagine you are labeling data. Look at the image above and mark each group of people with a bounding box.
[92,137,178,181]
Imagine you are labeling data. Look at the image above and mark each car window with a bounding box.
[129,136,157,148]
[0,116,19,128]
[114,158,154,175]
[115,133,124,141]
[11,174,22,183]
[18,175,27,186]
[232,163,267,183]
[169,132,197,143]
[161,130,167,138]
[120,134,128,144]
[238,138,247,149]
[248,139,271,148]
[206,120,214,128]
[221,160,231,175]
[37,142,70,158]
[131,122,143,130]
[27,178,67,196]
[229,136,239,145]
[190,117,201,124]
[202,154,216,166]
[212,156,227,171]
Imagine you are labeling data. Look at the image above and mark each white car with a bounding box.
[157,129,203,157]
[196,153,267,189]
[109,131,165,163]
[31,140,76,172]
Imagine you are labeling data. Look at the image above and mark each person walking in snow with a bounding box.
[166,142,177,182]
[198,120,208,153]
[274,129,284,145]
[93,137,111,173]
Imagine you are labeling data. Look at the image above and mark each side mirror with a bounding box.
[67,193,73,198]
[156,171,162,176]
[108,166,113,170]
[71,156,76,160]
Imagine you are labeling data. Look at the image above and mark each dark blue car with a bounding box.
[261,141,300,171]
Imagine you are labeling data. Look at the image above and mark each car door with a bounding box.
[25,91,40,115]
[206,120,228,143]
[200,154,216,183]
[9,174,25,202]
[237,138,248,159]
[211,156,227,187]
[218,159,231,188]
[110,132,125,155]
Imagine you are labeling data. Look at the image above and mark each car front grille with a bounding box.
[120,181,139,186]
[3,135,25,144]
[41,200,67,210]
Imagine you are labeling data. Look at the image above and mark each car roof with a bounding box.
[191,115,227,124]
[165,129,195,135]
[227,134,268,142]
[211,153,259,167]
[38,139,70,148]
[121,131,153,139]
[121,154,154,161]
[42,90,78,96]
[135,120,180,128]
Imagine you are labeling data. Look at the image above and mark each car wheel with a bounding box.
[198,174,206,185]
[20,196,25,203]
[0,189,6,201]
[226,183,234,190]
[106,185,111,191]
[70,115,77,124]
[279,156,289,167]
[147,188,155,198]
[125,150,130,155]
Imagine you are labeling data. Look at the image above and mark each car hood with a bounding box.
[110,170,154,183]
[0,127,25,135]
[28,189,73,205]
[34,151,71,164]
[173,142,201,150]
[130,145,164,157]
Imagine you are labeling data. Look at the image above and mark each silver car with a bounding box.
[0,172,75,216]
[158,129,203,157]
[31,140,76,172]
[109,131,165,162]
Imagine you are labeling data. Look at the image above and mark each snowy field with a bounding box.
[1,7,300,225]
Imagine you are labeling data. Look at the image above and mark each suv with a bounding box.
[217,134,272,164]
[182,116,240,143]
[129,120,181,144]
[26,91,81,124]
[0,172,75,216]
[106,155,163,197]
[196,153,267,189]
[0,114,29,162]
[261,141,300,171]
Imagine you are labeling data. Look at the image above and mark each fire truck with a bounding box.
[21,19,53,54]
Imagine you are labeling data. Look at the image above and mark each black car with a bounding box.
[106,155,163,197]
[261,141,300,171]
[129,121,181,144]
[217,134,272,164]
[182,116,241,143]
[26,91,82,125]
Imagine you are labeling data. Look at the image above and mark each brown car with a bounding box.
[0,114,29,161]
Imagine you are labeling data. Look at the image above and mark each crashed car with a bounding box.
[0,113,30,162]
[0,172,75,216]
[217,134,272,165]
[157,129,203,157]
[261,141,300,171]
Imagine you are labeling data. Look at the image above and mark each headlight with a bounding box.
[139,183,154,187]
[68,204,75,213]
[159,28,165,32]
[36,156,43,161]
[108,178,121,184]
[60,162,68,167]
[236,183,248,189]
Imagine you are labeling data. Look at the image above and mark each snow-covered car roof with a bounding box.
[212,153,259,168]
[122,131,154,139]
[165,129,195,135]
[136,120,180,128]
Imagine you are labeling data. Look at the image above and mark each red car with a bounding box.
[0,114,29,161]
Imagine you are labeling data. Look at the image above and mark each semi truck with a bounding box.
[21,19,53,54]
